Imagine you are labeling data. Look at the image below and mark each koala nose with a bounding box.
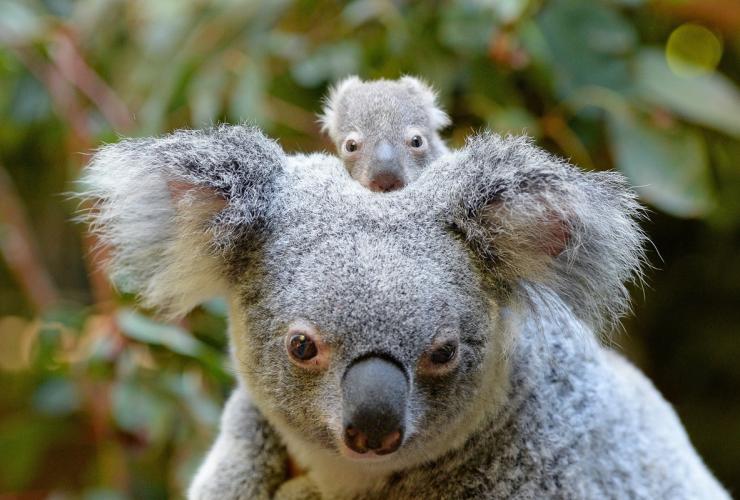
[368,171,404,192]
[374,140,395,163]
[369,140,405,192]
[342,356,407,455]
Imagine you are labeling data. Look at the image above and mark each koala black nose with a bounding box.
[368,171,405,192]
[342,356,407,455]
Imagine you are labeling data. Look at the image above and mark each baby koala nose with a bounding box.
[342,356,408,456]
[368,171,405,192]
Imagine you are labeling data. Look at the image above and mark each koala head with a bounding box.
[319,76,451,192]
[83,125,644,472]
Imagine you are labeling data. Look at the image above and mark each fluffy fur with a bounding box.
[82,124,728,499]
[318,76,450,189]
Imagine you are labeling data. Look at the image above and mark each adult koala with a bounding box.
[83,125,728,499]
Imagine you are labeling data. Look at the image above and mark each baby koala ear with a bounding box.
[399,75,451,131]
[318,75,363,141]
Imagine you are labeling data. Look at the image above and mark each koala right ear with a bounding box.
[81,125,286,317]
[399,76,451,131]
[421,133,647,334]
[318,75,362,140]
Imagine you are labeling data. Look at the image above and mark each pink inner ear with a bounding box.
[541,216,570,257]
[166,179,227,212]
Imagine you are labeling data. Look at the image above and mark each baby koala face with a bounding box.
[228,167,502,469]
[319,76,450,192]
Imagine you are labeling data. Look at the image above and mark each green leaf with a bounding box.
[291,42,361,87]
[487,107,541,138]
[32,378,80,416]
[112,380,172,442]
[438,1,498,53]
[9,73,53,124]
[0,0,44,43]
[202,298,228,318]
[634,48,740,137]
[536,0,636,97]
[118,309,200,356]
[190,69,227,126]
[229,62,266,125]
[116,310,230,379]
[608,112,715,218]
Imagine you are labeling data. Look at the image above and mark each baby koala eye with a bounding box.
[345,139,359,153]
[289,333,318,361]
[410,135,424,148]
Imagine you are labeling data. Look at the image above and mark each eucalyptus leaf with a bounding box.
[116,309,230,379]
[118,309,200,357]
[487,107,541,138]
[190,70,227,126]
[537,0,636,97]
[608,112,715,218]
[291,42,361,87]
[438,1,498,53]
[229,63,266,125]
[0,0,44,43]
[112,380,172,442]
[32,378,80,416]
[635,49,740,137]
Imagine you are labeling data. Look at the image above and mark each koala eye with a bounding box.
[430,341,457,365]
[419,337,460,376]
[288,333,318,361]
[345,139,359,153]
[410,135,424,148]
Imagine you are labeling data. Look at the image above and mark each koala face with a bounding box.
[85,125,643,476]
[229,173,502,467]
[320,77,451,192]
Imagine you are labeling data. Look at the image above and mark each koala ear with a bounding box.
[428,133,646,333]
[82,124,286,317]
[318,75,363,140]
[399,75,451,131]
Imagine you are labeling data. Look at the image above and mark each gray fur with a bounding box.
[82,124,728,499]
[319,76,450,190]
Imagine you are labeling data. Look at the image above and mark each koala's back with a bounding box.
[358,316,728,500]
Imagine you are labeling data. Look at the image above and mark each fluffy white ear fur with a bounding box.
[82,125,286,318]
[399,75,451,131]
[318,75,363,139]
[84,150,228,317]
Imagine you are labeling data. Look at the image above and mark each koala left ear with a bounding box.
[422,133,646,333]
[82,125,286,317]
[318,75,363,141]
[399,76,451,131]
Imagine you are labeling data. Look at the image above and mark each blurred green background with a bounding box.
[0,0,738,498]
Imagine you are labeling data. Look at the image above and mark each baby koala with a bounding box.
[319,76,450,192]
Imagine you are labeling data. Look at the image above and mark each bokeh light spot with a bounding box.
[666,23,723,77]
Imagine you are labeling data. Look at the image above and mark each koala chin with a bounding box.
[83,124,730,499]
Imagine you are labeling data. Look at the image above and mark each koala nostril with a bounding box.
[344,426,402,455]
[369,172,404,193]
[345,426,369,454]
[375,430,402,455]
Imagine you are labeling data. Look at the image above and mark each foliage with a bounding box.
[0,0,738,497]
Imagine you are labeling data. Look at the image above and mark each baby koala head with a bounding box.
[319,76,450,192]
